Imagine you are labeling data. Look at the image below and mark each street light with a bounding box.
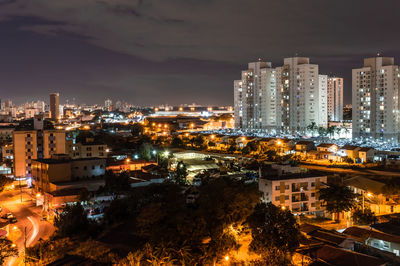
[224,256,229,261]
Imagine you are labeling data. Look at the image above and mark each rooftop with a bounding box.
[343,226,400,244]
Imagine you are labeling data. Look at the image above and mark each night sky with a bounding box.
[1,0,400,106]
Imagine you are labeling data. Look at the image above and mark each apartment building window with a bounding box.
[275,196,280,201]
[275,186,280,190]
[311,182,315,187]
[311,193,315,197]
[87,153,92,157]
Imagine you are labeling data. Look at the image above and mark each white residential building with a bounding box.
[352,57,400,141]
[319,75,328,127]
[234,61,275,129]
[259,173,327,216]
[327,77,344,121]
[234,57,328,133]
[275,57,327,133]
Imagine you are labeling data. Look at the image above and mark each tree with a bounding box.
[0,238,18,264]
[318,127,327,137]
[319,184,357,222]
[345,157,354,164]
[265,150,277,161]
[174,161,188,185]
[171,136,184,148]
[307,122,318,137]
[352,208,375,225]
[0,174,13,192]
[54,203,90,237]
[138,142,154,161]
[327,126,336,139]
[193,135,205,148]
[131,123,144,137]
[247,202,300,264]
[104,171,131,193]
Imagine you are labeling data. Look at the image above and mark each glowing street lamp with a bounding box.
[224,256,229,261]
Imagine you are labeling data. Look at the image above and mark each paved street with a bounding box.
[301,164,400,177]
[0,188,55,265]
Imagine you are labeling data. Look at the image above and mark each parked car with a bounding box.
[9,217,17,223]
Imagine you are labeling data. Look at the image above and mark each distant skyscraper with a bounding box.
[234,57,328,134]
[50,93,60,121]
[327,77,344,121]
[105,98,112,111]
[352,57,400,141]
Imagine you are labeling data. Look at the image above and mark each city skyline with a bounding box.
[1,1,400,105]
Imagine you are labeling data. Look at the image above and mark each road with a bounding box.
[301,164,400,177]
[0,188,55,265]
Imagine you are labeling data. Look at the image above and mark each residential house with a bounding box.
[344,226,400,257]
[315,143,342,161]
[295,140,315,158]
[345,176,400,215]
[339,145,360,162]
[359,147,375,163]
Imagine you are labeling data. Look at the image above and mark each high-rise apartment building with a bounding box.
[234,57,328,134]
[327,77,344,121]
[275,57,327,132]
[50,93,60,121]
[352,57,400,141]
[13,117,66,177]
[234,61,276,130]
[105,99,112,111]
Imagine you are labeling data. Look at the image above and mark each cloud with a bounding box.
[0,0,399,64]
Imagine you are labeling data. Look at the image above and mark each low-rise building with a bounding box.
[339,145,360,162]
[31,154,106,193]
[1,143,13,160]
[344,226,400,257]
[67,138,108,159]
[259,170,327,217]
[345,176,400,215]
[106,159,156,173]
[0,125,14,141]
[358,147,375,163]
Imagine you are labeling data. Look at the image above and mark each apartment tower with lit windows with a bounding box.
[234,61,277,130]
[327,77,344,121]
[352,57,400,141]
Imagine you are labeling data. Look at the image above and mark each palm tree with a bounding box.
[306,122,318,137]
[327,126,336,139]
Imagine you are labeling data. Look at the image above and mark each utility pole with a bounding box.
[24,226,27,266]
[362,191,365,213]
[19,178,23,203]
